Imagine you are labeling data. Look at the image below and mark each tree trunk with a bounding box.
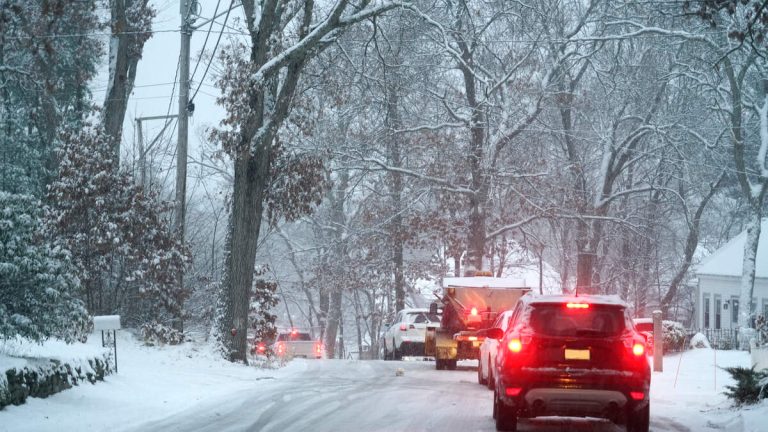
[739,212,763,329]
[386,87,405,312]
[220,154,267,363]
[325,288,343,359]
[103,0,151,162]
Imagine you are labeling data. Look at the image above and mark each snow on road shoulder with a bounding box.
[651,348,766,432]
[0,331,300,432]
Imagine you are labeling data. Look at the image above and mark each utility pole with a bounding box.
[176,0,194,240]
[175,0,196,332]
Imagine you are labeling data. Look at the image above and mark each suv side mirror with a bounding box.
[475,327,503,339]
[429,302,438,315]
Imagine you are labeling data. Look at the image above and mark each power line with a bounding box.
[191,0,235,103]
[4,28,182,40]
[189,0,223,84]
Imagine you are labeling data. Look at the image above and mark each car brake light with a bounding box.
[630,391,645,401]
[399,324,407,331]
[291,329,298,335]
[508,338,522,353]
[566,302,590,309]
[257,343,266,353]
[470,307,478,316]
[505,387,522,396]
[315,343,322,354]
[277,343,285,355]
[468,336,478,341]
[632,343,645,357]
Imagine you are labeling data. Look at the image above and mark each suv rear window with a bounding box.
[408,312,440,324]
[277,332,312,341]
[529,304,625,337]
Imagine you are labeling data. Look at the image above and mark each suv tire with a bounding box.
[486,359,495,390]
[626,404,649,432]
[494,388,517,431]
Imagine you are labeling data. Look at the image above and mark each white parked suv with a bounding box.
[477,309,515,389]
[382,308,440,360]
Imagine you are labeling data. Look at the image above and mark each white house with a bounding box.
[694,219,768,330]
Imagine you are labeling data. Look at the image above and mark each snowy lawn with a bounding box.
[650,348,767,431]
[1,334,766,431]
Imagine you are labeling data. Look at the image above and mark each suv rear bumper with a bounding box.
[497,367,649,419]
[398,341,426,356]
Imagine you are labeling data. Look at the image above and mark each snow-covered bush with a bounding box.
[690,332,712,349]
[756,315,767,346]
[662,320,687,351]
[140,321,185,346]
[722,366,768,406]
[0,193,91,343]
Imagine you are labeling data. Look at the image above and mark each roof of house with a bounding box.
[696,218,768,278]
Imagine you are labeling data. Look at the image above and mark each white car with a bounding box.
[477,309,515,389]
[382,308,440,360]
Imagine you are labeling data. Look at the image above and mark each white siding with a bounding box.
[696,275,768,329]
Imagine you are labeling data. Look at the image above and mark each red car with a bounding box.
[488,294,650,432]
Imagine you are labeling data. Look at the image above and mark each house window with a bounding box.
[731,298,739,324]
[715,296,721,330]
[703,295,710,328]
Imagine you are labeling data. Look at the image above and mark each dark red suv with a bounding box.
[488,294,650,432]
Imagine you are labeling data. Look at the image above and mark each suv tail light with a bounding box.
[470,307,478,316]
[507,332,531,353]
[632,342,645,357]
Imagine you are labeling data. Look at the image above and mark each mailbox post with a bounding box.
[93,315,121,373]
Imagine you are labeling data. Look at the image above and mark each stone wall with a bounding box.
[1,354,112,409]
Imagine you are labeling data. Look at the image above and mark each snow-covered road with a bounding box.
[121,359,628,432]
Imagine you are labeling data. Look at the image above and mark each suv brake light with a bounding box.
[508,338,523,353]
[470,307,478,316]
[632,343,644,357]
[566,302,590,309]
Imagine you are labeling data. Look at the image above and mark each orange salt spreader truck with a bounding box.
[425,272,531,370]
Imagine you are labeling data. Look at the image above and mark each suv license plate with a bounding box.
[564,348,590,360]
